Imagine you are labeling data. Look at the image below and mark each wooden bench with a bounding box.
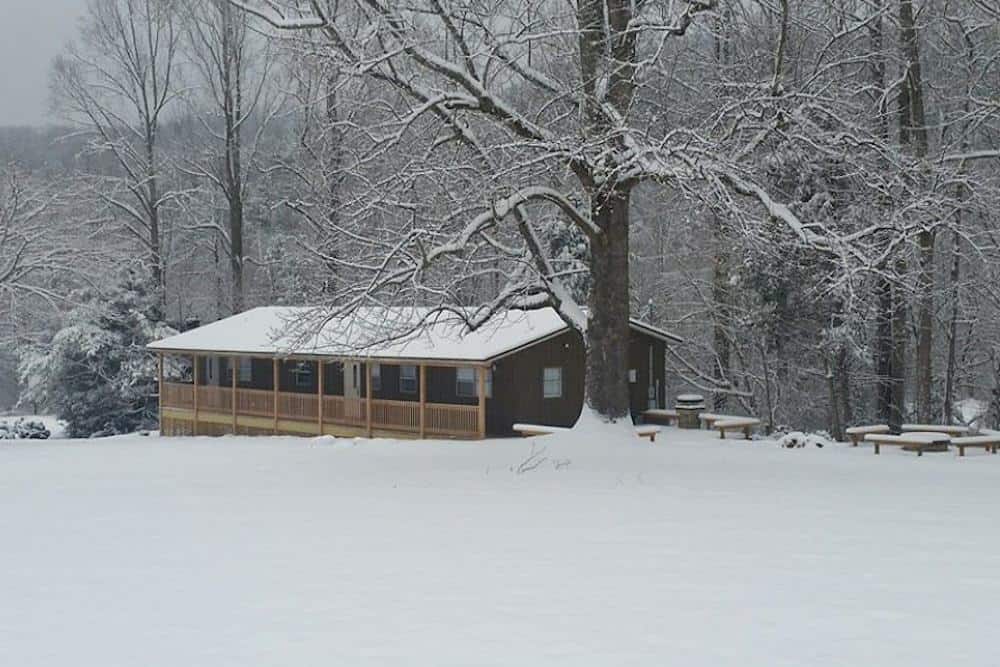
[845,424,890,446]
[698,413,730,430]
[951,435,1000,457]
[512,423,568,437]
[714,417,761,440]
[634,425,661,442]
[642,409,678,426]
[865,432,950,456]
[512,423,660,442]
[901,424,970,436]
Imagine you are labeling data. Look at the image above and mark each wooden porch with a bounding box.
[157,355,487,440]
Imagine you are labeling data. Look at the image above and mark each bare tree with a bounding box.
[50,0,182,304]
[0,165,73,303]
[181,0,277,313]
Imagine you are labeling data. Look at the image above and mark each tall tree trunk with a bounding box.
[145,129,164,304]
[836,344,852,431]
[222,0,245,314]
[585,187,632,421]
[825,356,843,441]
[899,0,933,422]
[711,223,731,412]
[322,66,342,295]
[943,228,961,423]
[577,0,637,422]
[890,260,908,431]
[870,3,897,425]
[875,277,894,422]
[711,11,732,414]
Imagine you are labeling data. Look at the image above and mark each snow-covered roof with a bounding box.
[148,306,681,363]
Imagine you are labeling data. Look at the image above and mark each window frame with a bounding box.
[291,362,314,390]
[371,363,382,392]
[399,365,418,394]
[455,367,477,398]
[542,366,563,399]
[238,357,253,384]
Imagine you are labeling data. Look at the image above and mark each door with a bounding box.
[647,345,657,409]
[344,361,361,399]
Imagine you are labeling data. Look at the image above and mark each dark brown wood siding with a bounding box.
[485,328,667,435]
[371,363,421,402]
[486,330,586,434]
[627,330,667,418]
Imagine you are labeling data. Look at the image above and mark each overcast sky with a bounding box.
[1,0,87,126]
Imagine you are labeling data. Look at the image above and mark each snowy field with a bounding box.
[1,426,998,666]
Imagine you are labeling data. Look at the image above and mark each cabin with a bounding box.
[148,306,681,439]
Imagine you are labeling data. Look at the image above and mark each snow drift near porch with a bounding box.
[1,428,998,666]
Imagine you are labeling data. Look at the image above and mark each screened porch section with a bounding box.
[157,354,487,439]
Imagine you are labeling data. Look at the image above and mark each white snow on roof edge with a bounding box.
[147,306,682,361]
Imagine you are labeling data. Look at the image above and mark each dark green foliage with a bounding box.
[19,268,175,438]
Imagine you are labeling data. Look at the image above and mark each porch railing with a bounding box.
[159,382,479,438]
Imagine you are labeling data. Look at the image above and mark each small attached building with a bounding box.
[148,307,681,439]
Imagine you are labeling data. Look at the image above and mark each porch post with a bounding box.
[366,362,373,437]
[317,359,325,436]
[231,355,238,433]
[272,358,279,434]
[157,352,164,436]
[192,354,200,435]
[477,366,487,439]
[419,363,427,439]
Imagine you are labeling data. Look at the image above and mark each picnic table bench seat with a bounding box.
[634,425,661,442]
[714,417,761,440]
[901,424,970,436]
[642,409,678,426]
[950,434,1000,457]
[512,423,570,437]
[865,432,950,456]
[698,413,737,429]
[512,423,660,442]
[845,424,890,446]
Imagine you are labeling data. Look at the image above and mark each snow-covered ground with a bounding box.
[1,426,998,666]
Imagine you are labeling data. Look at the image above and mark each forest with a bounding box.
[4,0,1000,438]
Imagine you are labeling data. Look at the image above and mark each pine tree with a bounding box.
[18,267,176,437]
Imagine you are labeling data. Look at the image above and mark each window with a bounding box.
[456,367,477,398]
[543,367,562,398]
[400,365,417,394]
[291,362,313,389]
[455,368,492,398]
[371,363,381,392]
[352,364,359,390]
[238,357,252,384]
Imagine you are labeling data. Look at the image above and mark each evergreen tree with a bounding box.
[18,267,176,437]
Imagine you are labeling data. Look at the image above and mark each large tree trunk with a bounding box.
[585,187,632,421]
[899,0,933,422]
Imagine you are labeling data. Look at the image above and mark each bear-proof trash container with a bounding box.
[675,393,705,429]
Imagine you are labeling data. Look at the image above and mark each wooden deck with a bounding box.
[159,382,481,439]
